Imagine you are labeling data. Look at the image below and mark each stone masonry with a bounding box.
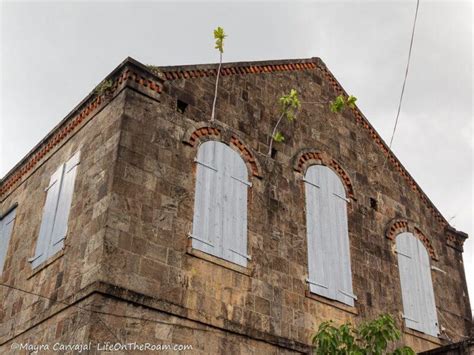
[0,57,471,354]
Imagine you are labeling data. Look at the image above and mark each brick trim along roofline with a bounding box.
[0,56,463,242]
[157,57,451,232]
[0,57,163,200]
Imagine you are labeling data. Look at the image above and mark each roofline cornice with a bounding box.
[1,56,467,241]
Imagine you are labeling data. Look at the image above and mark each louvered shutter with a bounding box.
[50,151,80,256]
[328,169,355,306]
[415,237,439,336]
[0,207,17,274]
[397,232,439,336]
[222,144,249,267]
[397,232,420,330]
[305,166,331,299]
[305,165,354,306]
[30,164,64,268]
[192,141,220,256]
[191,141,250,266]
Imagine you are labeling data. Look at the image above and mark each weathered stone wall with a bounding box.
[99,60,471,353]
[0,58,471,354]
[0,89,126,348]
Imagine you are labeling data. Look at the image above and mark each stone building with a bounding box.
[0,57,471,354]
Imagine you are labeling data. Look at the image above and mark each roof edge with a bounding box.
[157,57,319,72]
[1,56,468,242]
[1,56,164,197]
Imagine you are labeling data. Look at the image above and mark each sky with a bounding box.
[0,1,472,310]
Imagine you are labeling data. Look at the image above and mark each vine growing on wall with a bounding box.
[267,89,301,156]
[210,26,227,122]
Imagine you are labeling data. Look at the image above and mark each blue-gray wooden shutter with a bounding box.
[192,141,221,258]
[49,151,80,256]
[30,164,64,268]
[191,141,249,266]
[330,168,355,306]
[416,237,439,336]
[222,143,250,267]
[305,165,354,306]
[0,207,17,274]
[305,165,331,299]
[396,232,419,330]
[397,232,438,336]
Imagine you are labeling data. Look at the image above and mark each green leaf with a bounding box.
[213,26,227,53]
[279,88,301,122]
[347,95,357,108]
[330,95,345,113]
[273,131,285,143]
[312,314,413,355]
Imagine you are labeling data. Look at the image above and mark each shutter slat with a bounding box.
[305,165,354,306]
[0,208,17,274]
[397,233,419,330]
[31,164,64,268]
[397,232,438,336]
[223,144,248,267]
[50,151,80,256]
[191,141,249,267]
[192,142,218,255]
[329,167,353,306]
[416,238,439,336]
[305,166,330,298]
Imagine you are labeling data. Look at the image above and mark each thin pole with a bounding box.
[211,52,223,122]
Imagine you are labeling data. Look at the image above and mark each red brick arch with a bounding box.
[183,124,262,178]
[385,219,438,261]
[293,150,355,199]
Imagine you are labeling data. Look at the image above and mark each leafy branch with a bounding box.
[268,89,301,156]
[312,314,415,355]
[330,94,357,113]
[210,26,227,122]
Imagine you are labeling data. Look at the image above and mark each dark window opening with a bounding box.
[271,148,277,159]
[177,99,188,114]
[370,197,378,210]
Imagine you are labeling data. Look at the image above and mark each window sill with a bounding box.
[27,249,65,279]
[403,326,442,345]
[186,247,251,276]
[305,290,358,315]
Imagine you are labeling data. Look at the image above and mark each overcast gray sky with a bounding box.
[1,0,473,310]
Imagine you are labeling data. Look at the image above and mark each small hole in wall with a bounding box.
[369,197,378,210]
[176,99,188,114]
[271,148,278,159]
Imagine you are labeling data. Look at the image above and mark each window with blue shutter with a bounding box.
[30,151,80,268]
[191,141,250,267]
[396,232,439,336]
[0,207,17,275]
[305,165,355,306]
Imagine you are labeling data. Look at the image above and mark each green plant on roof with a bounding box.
[312,314,414,355]
[268,89,301,156]
[210,26,227,122]
[147,65,161,77]
[95,79,113,96]
[330,94,357,113]
[214,26,226,53]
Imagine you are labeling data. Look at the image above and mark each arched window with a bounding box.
[396,232,439,336]
[190,141,250,267]
[304,165,355,306]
